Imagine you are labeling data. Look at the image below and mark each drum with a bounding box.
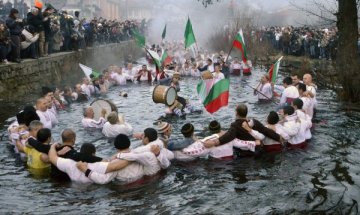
[152,85,177,106]
[201,71,213,80]
[90,99,118,120]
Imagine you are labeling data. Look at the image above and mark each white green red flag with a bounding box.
[233,29,248,63]
[197,78,230,114]
[146,49,161,68]
[268,56,283,84]
[79,63,100,79]
[184,17,196,49]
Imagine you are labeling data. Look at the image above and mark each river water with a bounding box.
[0,62,359,214]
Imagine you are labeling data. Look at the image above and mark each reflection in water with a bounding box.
[0,66,359,214]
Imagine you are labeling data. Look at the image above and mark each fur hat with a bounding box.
[156,121,170,134]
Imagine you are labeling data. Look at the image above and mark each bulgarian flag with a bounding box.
[233,29,248,63]
[132,29,145,47]
[197,79,230,114]
[146,49,161,68]
[184,17,196,49]
[268,56,283,84]
[160,49,172,66]
[79,63,100,79]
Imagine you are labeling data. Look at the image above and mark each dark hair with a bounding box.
[236,103,248,118]
[144,128,158,142]
[291,73,299,78]
[209,120,221,134]
[37,128,51,143]
[61,129,76,143]
[80,143,96,155]
[75,11,80,17]
[181,123,194,138]
[267,111,279,125]
[292,98,304,109]
[114,134,130,150]
[298,83,307,93]
[283,106,295,115]
[283,77,292,85]
[9,8,19,18]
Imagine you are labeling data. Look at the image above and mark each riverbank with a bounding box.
[0,41,142,103]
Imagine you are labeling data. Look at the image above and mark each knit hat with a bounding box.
[114,134,130,150]
[156,121,170,134]
[181,123,194,138]
[208,120,221,134]
[35,0,43,9]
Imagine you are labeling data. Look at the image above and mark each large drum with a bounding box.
[90,99,118,120]
[201,71,213,80]
[152,85,177,106]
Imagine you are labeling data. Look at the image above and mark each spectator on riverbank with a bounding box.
[0,21,10,64]
[6,8,23,63]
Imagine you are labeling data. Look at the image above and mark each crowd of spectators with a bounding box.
[0,2,146,64]
[247,26,340,60]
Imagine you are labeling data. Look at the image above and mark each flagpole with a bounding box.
[224,21,240,64]
[245,83,278,105]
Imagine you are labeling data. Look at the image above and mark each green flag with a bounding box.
[184,17,196,49]
[132,29,145,47]
[162,24,167,40]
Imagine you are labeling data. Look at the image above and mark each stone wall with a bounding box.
[0,41,142,102]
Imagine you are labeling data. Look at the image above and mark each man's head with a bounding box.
[214,65,221,73]
[172,72,180,83]
[236,103,248,118]
[29,120,43,137]
[127,63,133,69]
[297,83,307,95]
[37,128,52,144]
[75,84,82,93]
[282,77,293,88]
[291,73,301,86]
[36,98,48,112]
[181,123,194,138]
[207,58,212,66]
[82,77,90,85]
[143,128,158,145]
[114,134,131,151]
[83,107,94,119]
[31,8,39,16]
[303,73,313,85]
[208,120,221,134]
[107,112,119,125]
[157,121,172,137]
[283,105,295,116]
[292,98,304,110]
[80,143,96,156]
[142,65,147,70]
[9,8,19,18]
[267,111,279,125]
[261,74,270,84]
[61,129,76,146]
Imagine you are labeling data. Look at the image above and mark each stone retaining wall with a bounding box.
[0,41,142,102]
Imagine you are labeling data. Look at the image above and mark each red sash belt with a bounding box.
[263,144,282,152]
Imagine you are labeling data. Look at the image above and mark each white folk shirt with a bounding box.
[47,105,58,127]
[82,117,106,128]
[213,72,225,82]
[231,62,242,70]
[81,84,91,98]
[56,157,108,183]
[88,151,165,184]
[256,82,273,100]
[306,85,318,107]
[191,69,201,77]
[209,139,257,159]
[300,96,315,119]
[36,110,52,129]
[263,124,290,146]
[282,113,306,145]
[280,86,299,105]
[295,109,312,140]
[123,68,137,80]
[110,73,127,85]
[102,122,133,138]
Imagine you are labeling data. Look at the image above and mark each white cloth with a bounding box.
[280,86,299,105]
[282,113,306,145]
[56,157,108,183]
[256,83,273,100]
[102,122,133,138]
[213,72,225,82]
[111,73,127,85]
[36,110,52,129]
[295,109,312,140]
[191,69,201,77]
[306,85,318,107]
[47,105,58,127]
[81,84,91,98]
[123,68,137,80]
[82,117,106,129]
[300,96,315,119]
[263,124,290,146]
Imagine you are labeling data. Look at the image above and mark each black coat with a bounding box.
[27,12,44,32]
[6,16,23,35]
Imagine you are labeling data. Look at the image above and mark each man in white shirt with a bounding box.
[75,134,171,184]
[279,77,299,106]
[36,98,53,129]
[102,112,133,138]
[303,73,318,115]
[123,63,137,81]
[255,74,273,102]
[298,83,315,119]
[292,98,312,141]
[110,67,128,86]
[82,106,106,129]
[81,78,92,98]
[213,64,225,81]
